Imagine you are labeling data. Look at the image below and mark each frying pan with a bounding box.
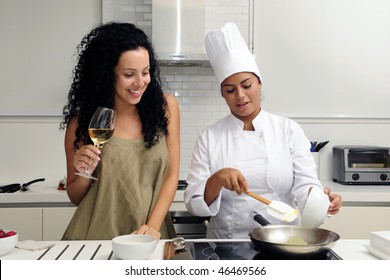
[0,178,45,193]
[249,212,340,255]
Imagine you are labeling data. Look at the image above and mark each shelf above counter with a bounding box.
[322,180,390,206]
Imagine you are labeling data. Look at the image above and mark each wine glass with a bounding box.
[75,106,116,180]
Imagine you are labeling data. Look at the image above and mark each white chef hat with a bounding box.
[205,22,261,87]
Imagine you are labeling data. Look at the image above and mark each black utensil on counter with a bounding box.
[315,141,329,152]
[0,183,21,193]
[0,178,45,193]
[21,178,45,191]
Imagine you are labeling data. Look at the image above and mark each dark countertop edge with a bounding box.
[0,202,75,208]
[342,201,390,207]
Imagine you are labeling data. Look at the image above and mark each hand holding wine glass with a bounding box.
[75,106,116,180]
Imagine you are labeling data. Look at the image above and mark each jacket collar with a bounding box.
[227,109,265,131]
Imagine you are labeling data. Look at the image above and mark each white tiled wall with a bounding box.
[205,0,251,45]
[103,0,153,36]
[103,0,251,41]
[103,0,252,179]
[160,66,228,179]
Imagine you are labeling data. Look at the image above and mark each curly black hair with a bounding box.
[60,22,168,149]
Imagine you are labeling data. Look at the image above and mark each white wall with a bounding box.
[254,0,390,118]
[252,0,390,183]
[0,117,65,185]
[1,0,390,186]
[0,0,102,116]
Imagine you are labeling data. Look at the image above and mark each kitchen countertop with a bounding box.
[0,182,184,205]
[0,238,379,260]
[1,180,389,208]
[0,183,73,207]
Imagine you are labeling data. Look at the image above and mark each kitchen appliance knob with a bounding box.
[380,173,388,181]
[352,173,360,181]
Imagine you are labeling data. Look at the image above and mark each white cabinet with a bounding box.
[321,206,390,239]
[3,204,389,240]
[0,207,76,241]
[42,207,76,241]
[0,208,42,241]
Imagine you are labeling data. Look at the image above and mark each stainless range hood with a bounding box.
[152,0,208,66]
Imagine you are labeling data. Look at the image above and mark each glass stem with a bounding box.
[95,143,103,151]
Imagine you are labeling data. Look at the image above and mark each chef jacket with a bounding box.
[185,110,323,239]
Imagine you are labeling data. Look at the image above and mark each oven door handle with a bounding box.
[349,148,389,154]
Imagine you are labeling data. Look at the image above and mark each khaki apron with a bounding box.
[62,136,175,240]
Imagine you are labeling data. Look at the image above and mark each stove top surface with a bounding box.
[189,241,342,260]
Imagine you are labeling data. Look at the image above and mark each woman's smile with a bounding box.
[128,88,142,97]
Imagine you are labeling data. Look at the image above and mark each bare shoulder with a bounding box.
[164,93,179,108]
[163,93,179,121]
[65,116,78,135]
[64,116,80,150]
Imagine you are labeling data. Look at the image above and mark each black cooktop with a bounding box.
[189,241,342,260]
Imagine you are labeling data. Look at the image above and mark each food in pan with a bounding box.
[286,235,308,245]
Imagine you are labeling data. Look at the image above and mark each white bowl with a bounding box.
[0,230,18,257]
[301,187,330,228]
[112,234,157,260]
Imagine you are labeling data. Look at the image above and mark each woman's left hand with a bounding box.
[132,224,161,240]
[324,187,343,215]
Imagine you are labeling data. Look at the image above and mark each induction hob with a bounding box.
[189,241,342,260]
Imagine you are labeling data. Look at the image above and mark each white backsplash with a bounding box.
[160,65,229,179]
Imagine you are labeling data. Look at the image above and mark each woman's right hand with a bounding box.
[205,167,249,205]
[73,144,101,174]
[214,167,249,195]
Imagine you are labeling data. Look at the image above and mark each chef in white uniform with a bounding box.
[184,23,342,239]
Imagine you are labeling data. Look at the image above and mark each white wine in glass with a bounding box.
[88,127,114,147]
[75,106,116,180]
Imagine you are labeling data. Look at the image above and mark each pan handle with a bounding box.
[253,211,271,226]
[21,178,45,191]
[26,178,46,186]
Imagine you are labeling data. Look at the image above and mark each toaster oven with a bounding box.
[332,145,390,185]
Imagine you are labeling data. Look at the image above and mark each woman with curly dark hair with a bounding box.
[60,22,180,240]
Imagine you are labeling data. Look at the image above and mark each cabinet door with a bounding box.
[0,208,42,241]
[321,206,390,239]
[42,207,76,241]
